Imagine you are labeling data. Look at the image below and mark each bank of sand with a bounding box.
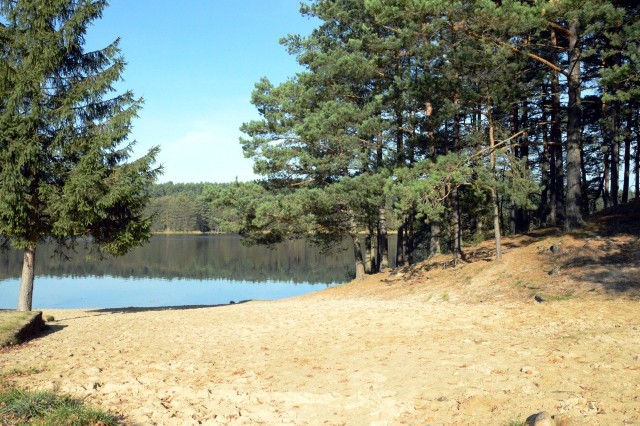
[1,291,639,425]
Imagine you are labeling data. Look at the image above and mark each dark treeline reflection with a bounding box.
[0,235,356,284]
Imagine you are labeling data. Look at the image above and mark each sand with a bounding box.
[1,292,639,425]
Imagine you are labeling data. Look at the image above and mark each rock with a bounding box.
[548,266,561,276]
[550,244,560,254]
[525,411,553,426]
[535,295,545,303]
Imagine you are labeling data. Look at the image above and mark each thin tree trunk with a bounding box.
[17,247,36,312]
[565,19,586,231]
[429,222,441,258]
[451,187,462,266]
[364,232,373,274]
[347,208,365,280]
[352,235,365,280]
[407,206,415,265]
[622,111,632,203]
[487,98,502,259]
[539,93,551,225]
[550,30,564,227]
[377,205,389,270]
[396,223,405,267]
[580,143,589,215]
[601,57,611,209]
[611,106,620,206]
[636,113,640,199]
[604,134,611,209]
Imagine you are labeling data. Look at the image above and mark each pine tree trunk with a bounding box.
[351,235,365,280]
[396,223,405,267]
[429,222,441,258]
[622,111,632,203]
[539,98,551,225]
[17,247,36,312]
[580,145,589,215]
[550,31,564,227]
[635,113,640,200]
[407,206,414,265]
[611,108,620,206]
[364,232,372,274]
[565,19,586,231]
[488,106,502,259]
[377,205,389,270]
[604,133,611,209]
[451,187,462,266]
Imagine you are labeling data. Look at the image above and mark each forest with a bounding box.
[149,0,639,280]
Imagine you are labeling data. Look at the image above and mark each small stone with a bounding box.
[525,411,553,426]
[520,366,538,375]
[550,244,560,254]
[535,295,545,303]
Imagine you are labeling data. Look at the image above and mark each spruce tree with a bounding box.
[0,0,160,311]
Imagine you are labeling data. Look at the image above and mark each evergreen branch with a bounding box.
[459,28,569,78]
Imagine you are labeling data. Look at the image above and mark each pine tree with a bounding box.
[0,0,160,311]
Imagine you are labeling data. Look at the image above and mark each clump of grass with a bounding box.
[442,293,450,302]
[1,366,41,378]
[0,386,119,425]
[0,311,32,347]
[504,420,525,426]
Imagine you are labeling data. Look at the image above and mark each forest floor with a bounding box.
[1,201,639,425]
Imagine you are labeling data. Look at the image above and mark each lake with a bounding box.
[0,235,357,309]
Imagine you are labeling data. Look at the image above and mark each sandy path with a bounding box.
[1,297,639,425]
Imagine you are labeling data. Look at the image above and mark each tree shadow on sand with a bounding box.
[88,300,253,315]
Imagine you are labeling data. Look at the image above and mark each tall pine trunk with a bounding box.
[550,30,564,227]
[351,236,365,280]
[487,101,502,259]
[429,222,441,258]
[451,187,462,266]
[348,209,365,280]
[377,205,389,270]
[611,107,620,206]
[539,92,551,225]
[636,112,639,200]
[17,247,36,312]
[622,111,632,203]
[565,19,586,230]
[396,224,405,267]
[364,231,373,274]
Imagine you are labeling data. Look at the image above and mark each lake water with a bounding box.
[0,235,356,310]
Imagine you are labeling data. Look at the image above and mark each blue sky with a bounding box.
[85,1,317,183]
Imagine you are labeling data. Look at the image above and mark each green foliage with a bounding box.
[0,0,160,309]
[0,0,160,253]
[236,0,639,269]
[0,386,119,425]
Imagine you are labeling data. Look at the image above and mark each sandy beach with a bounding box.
[2,288,639,425]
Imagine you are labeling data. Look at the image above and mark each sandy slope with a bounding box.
[1,294,639,425]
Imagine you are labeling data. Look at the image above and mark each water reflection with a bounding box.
[0,235,356,284]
